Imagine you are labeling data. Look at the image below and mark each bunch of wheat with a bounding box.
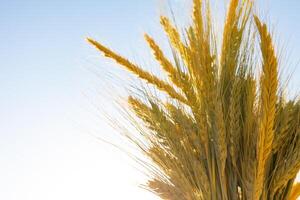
[87,0,300,199]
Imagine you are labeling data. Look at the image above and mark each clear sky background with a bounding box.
[0,0,299,200]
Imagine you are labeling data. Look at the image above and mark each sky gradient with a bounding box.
[0,0,300,199]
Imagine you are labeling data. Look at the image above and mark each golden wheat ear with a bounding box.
[253,15,279,199]
[86,38,188,104]
[159,16,187,62]
[220,0,252,83]
[143,34,187,91]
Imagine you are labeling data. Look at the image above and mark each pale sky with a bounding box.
[0,1,300,200]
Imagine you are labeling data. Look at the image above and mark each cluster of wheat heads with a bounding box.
[87,0,300,199]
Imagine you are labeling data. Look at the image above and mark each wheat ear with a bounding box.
[253,16,278,199]
[144,34,186,90]
[160,16,189,66]
[192,0,204,40]
[87,38,188,104]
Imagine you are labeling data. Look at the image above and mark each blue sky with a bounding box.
[0,0,299,199]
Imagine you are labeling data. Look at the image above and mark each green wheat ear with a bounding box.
[87,0,300,199]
